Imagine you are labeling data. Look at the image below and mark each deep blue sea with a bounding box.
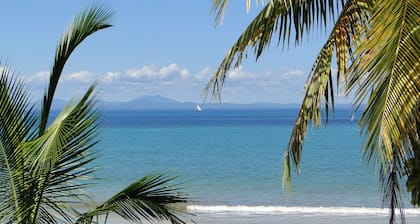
[88,109,418,216]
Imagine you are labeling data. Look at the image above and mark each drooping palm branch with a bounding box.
[406,106,420,206]
[205,0,418,223]
[346,0,419,221]
[282,0,371,190]
[211,0,267,26]
[205,0,370,186]
[204,0,346,101]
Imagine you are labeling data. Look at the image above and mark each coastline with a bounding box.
[84,209,420,224]
[187,205,420,223]
[73,204,420,224]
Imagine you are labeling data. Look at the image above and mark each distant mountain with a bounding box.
[101,95,195,110]
[51,95,353,110]
[100,95,303,110]
[128,95,178,104]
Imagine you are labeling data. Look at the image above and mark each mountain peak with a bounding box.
[129,95,178,104]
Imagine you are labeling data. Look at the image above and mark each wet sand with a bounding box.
[99,212,420,224]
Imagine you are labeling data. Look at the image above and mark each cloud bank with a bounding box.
[21,63,307,103]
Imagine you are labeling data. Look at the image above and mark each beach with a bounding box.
[190,213,420,224]
[91,209,420,224]
[185,205,420,224]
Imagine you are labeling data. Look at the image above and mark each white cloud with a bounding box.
[227,66,255,79]
[23,71,49,83]
[64,71,96,83]
[102,72,120,83]
[159,63,179,76]
[195,67,212,81]
[217,67,308,103]
[22,64,309,103]
[180,69,189,78]
[123,63,189,82]
[126,65,156,79]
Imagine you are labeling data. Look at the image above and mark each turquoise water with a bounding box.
[89,109,414,214]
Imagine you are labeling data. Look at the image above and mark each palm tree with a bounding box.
[205,0,419,223]
[0,5,190,224]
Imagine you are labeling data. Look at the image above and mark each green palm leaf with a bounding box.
[0,66,37,223]
[207,0,372,191]
[346,0,419,221]
[76,173,189,224]
[205,0,419,223]
[282,0,371,190]
[39,5,112,134]
[406,110,420,206]
[19,84,99,223]
[212,0,268,25]
[205,0,346,100]
[27,5,113,223]
[348,0,419,166]
[0,4,193,224]
[24,84,99,174]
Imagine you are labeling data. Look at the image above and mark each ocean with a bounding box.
[87,109,420,223]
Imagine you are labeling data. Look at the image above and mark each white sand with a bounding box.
[96,212,420,224]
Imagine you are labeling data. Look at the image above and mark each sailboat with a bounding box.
[195,104,202,112]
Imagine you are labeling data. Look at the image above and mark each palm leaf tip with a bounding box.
[40,4,113,135]
[77,173,191,224]
[281,153,292,191]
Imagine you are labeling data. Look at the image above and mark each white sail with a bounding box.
[195,104,202,112]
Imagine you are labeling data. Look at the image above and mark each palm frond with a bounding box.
[347,0,419,165]
[20,84,100,224]
[346,0,419,221]
[282,0,371,190]
[211,0,268,26]
[205,0,346,101]
[0,65,36,149]
[1,5,114,224]
[27,5,112,222]
[380,147,406,224]
[39,4,113,134]
[24,84,99,174]
[282,40,334,190]
[406,107,420,206]
[0,64,36,223]
[76,173,190,224]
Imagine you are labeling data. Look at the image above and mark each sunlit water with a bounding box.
[83,109,417,219]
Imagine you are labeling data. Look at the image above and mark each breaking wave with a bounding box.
[187,205,420,216]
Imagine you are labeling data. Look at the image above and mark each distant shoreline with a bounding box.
[70,204,420,224]
[49,95,356,111]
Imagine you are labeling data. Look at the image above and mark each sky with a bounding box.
[0,1,335,104]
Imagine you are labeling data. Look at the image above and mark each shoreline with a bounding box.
[186,204,420,216]
[72,203,420,224]
[79,210,420,224]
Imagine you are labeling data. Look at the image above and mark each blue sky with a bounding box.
[0,1,332,104]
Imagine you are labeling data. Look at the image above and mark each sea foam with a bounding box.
[187,205,420,216]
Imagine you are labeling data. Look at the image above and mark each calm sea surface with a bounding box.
[86,109,418,218]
